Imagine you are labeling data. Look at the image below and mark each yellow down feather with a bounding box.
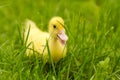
[24,17,68,63]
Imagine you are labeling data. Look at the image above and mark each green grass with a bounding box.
[0,0,120,80]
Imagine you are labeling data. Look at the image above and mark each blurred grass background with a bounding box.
[0,0,120,80]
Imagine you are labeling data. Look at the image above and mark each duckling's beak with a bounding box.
[57,30,68,45]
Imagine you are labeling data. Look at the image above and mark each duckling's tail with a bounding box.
[23,19,40,44]
[24,19,38,29]
[23,19,40,56]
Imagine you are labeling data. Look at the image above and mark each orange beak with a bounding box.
[57,30,68,45]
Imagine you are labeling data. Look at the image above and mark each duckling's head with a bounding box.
[48,17,68,45]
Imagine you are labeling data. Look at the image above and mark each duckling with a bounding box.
[24,17,68,63]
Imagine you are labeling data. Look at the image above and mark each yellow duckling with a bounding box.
[24,17,68,63]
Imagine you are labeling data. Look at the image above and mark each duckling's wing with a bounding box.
[24,20,49,56]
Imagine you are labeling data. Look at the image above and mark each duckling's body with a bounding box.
[24,17,68,62]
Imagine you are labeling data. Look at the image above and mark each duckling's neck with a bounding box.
[49,36,61,47]
[48,36,66,62]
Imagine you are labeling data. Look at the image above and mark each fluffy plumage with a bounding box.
[24,17,68,63]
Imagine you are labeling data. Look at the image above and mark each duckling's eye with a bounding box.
[53,25,56,29]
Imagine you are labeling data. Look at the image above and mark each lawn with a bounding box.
[0,0,120,80]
